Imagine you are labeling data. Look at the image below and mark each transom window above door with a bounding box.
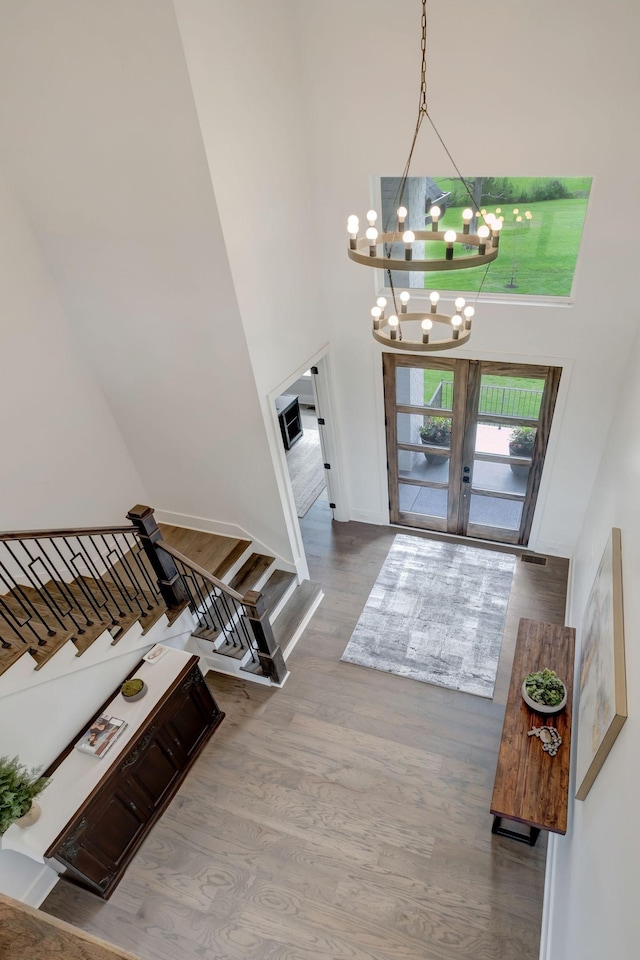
[379,176,592,298]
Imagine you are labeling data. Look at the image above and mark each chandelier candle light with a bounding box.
[345,0,502,352]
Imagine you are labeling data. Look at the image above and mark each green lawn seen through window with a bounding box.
[423,371,543,418]
[381,176,592,298]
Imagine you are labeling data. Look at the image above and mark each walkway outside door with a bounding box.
[383,355,561,545]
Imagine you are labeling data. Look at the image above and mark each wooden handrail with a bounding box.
[156,541,245,603]
[0,524,136,542]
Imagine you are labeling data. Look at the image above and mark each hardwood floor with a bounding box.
[42,501,568,960]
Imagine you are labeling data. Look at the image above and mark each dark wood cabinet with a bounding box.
[46,657,223,898]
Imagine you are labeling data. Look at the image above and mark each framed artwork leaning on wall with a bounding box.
[575,527,627,801]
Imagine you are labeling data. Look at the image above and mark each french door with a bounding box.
[383,355,561,545]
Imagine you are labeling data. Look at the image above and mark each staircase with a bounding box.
[157,521,323,685]
[0,506,322,687]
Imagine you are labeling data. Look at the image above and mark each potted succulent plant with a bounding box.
[120,678,147,702]
[0,755,49,834]
[419,416,452,464]
[522,668,567,715]
[509,426,536,476]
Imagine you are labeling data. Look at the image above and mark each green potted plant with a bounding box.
[0,755,49,834]
[509,426,536,476]
[419,416,452,464]
[121,677,147,702]
[522,668,567,715]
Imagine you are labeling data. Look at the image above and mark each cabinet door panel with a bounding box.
[164,673,215,759]
[83,792,148,867]
[123,734,182,812]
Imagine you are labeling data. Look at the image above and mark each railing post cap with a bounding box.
[127,505,155,521]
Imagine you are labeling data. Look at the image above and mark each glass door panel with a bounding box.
[477,375,545,420]
[398,449,451,483]
[396,367,454,411]
[472,458,529,496]
[396,413,453,454]
[399,483,448,519]
[468,495,524,531]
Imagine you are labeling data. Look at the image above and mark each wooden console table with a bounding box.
[491,618,575,845]
[3,649,224,899]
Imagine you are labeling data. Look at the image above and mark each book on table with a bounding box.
[75,715,127,758]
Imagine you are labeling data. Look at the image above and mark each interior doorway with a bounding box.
[383,355,561,545]
[275,364,333,520]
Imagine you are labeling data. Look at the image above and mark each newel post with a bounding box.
[243,590,288,685]
[127,505,188,609]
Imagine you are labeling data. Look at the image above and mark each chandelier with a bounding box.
[346,0,500,352]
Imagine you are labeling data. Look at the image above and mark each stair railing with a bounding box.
[0,522,172,659]
[127,507,288,685]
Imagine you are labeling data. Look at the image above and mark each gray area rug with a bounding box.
[286,429,326,518]
[341,535,515,698]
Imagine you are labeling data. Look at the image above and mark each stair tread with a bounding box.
[272,580,323,649]
[261,570,297,615]
[0,613,75,672]
[192,623,221,643]
[0,639,32,677]
[158,524,251,580]
[165,600,190,626]
[3,591,76,642]
[8,584,143,655]
[48,578,140,639]
[215,638,250,660]
[228,553,275,597]
[240,657,268,678]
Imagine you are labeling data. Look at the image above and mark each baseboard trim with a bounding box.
[22,863,60,907]
[528,539,573,559]
[349,509,389,525]
[155,509,297,573]
[539,832,559,960]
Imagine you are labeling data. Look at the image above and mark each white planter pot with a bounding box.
[14,799,41,828]
[521,680,567,715]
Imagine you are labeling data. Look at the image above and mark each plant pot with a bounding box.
[14,799,41,828]
[509,441,532,477]
[420,436,450,465]
[521,679,567,715]
[122,681,148,702]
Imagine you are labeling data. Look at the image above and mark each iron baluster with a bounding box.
[123,532,161,599]
[17,539,88,632]
[108,535,153,612]
[75,537,126,619]
[0,595,33,646]
[1,542,71,632]
[43,538,102,626]
[90,536,136,614]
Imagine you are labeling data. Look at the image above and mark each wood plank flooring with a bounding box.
[42,501,568,960]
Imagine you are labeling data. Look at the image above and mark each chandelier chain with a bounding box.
[372,0,494,343]
[419,0,427,116]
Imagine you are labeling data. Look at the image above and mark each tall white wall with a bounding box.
[0,162,147,529]
[0,0,293,561]
[544,323,640,959]
[293,0,640,554]
[173,0,328,400]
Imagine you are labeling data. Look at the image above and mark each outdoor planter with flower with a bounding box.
[509,426,536,476]
[419,417,452,464]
